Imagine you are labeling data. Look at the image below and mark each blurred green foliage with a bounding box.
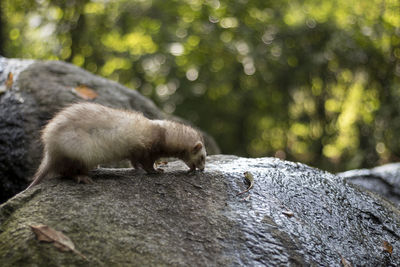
[2,0,400,172]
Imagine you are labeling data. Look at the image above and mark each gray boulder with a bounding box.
[0,57,220,203]
[339,163,400,208]
[0,155,399,266]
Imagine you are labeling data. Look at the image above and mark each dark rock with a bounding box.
[338,163,400,208]
[0,156,399,266]
[0,57,220,203]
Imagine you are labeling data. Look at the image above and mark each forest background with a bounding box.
[1,0,399,172]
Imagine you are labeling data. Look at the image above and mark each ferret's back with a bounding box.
[51,103,132,124]
[42,103,150,166]
[44,103,140,135]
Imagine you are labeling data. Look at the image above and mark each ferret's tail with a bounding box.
[26,153,51,190]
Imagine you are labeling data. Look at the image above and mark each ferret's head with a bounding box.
[185,141,206,171]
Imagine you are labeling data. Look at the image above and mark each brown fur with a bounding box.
[26,102,206,190]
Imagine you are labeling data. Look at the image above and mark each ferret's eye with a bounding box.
[200,156,204,161]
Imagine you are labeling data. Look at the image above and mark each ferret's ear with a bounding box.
[192,141,203,154]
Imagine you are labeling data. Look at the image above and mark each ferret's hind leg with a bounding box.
[73,175,94,184]
[130,158,142,170]
[58,157,92,185]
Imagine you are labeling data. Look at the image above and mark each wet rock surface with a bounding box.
[339,163,400,208]
[0,57,219,203]
[1,155,399,266]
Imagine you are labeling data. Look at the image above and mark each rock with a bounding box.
[0,57,220,203]
[0,155,399,266]
[338,163,400,208]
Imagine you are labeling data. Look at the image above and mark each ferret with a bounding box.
[26,102,206,189]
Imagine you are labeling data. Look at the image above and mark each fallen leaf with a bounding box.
[241,195,251,201]
[74,85,98,100]
[237,171,254,195]
[282,210,294,217]
[30,224,87,260]
[340,254,353,267]
[6,72,13,89]
[383,240,393,255]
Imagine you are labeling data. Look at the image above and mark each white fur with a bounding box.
[43,103,152,168]
[26,102,207,189]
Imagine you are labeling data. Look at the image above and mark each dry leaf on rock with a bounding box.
[241,195,251,201]
[6,72,13,89]
[383,240,393,255]
[30,224,87,260]
[282,210,294,217]
[74,85,98,100]
[237,171,254,195]
[340,255,353,267]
